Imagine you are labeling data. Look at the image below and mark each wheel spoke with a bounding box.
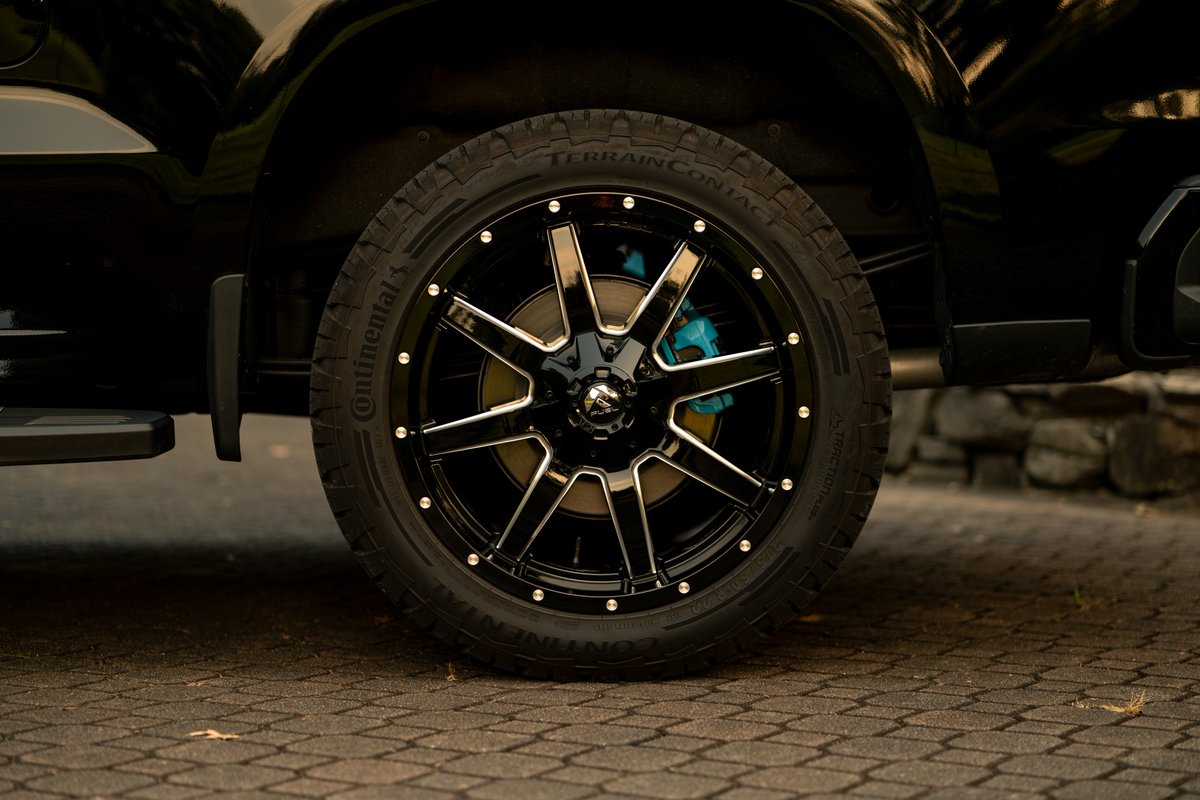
[602,469,657,582]
[623,241,705,344]
[422,403,535,456]
[444,296,552,373]
[659,429,762,506]
[549,223,601,336]
[496,459,574,560]
[665,345,779,404]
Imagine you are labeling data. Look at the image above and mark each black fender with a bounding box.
[793,0,1002,213]
[789,0,1005,355]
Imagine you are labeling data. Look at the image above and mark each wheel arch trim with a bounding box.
[792,0,1001,191]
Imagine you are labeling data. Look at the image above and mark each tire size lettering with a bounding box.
[687,537,785,614]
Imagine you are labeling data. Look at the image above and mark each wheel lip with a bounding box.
[385,187,816,615]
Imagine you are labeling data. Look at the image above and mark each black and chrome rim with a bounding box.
[389,191,816,614]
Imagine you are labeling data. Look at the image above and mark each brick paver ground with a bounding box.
[1,414,1197,799]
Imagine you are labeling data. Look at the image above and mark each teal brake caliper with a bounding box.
[620,246,733,414]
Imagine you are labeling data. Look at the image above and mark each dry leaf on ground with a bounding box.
[188,729,240,740]
[1072,587,1106,611]
[1099,690,1148,716]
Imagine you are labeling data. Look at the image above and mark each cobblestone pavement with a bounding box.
[1,414,1198,800]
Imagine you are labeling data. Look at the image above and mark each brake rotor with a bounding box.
[481,276,717,516]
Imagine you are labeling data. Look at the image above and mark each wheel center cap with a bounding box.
[582,382,624,423]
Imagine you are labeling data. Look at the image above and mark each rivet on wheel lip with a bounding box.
[739,539,752,552]
[678,582,691,594]
[548,200,561,213]
[605,599,618,611]
[397,352,411,364]
[532,589,545,602]
[480,230,493,243]
[693,219,706,233]
[419,496,432,509]
[622,196,636,209]
[394,426,408,439]
[427,284,440,296]
[798,406,811,419]
[467,553,480,566]
[787,332,800,345]
[781,478,794,491]
[751,267,764,280]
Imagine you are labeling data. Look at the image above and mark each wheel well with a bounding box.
[245,2,940,411]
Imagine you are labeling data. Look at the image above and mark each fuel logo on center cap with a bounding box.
[582,383,623,421]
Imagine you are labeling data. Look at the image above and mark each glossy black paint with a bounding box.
[916,0,1200,367]
[1,0,1198,418]
[0,0,46,67]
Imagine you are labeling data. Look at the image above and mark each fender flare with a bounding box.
[794,0,998,182]
[794,0,1004,312]
[199,0,406,202]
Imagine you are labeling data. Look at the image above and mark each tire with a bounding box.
[311,109,890,679]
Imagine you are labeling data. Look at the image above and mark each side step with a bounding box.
[0,408,174,466]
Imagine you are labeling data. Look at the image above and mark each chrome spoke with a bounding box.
[422,404,536,456]
[621,241,705,344]
[496,459,575,560]
[602,468,657,582]
[664,345,779,404]
[658,427,762,506]
[444,295,553,373]
[548,223,602,337]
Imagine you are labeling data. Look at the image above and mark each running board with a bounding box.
[0,408,174,466]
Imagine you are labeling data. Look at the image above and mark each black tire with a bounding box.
[311,109,890,679]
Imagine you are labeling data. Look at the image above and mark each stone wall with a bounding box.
[886,368,1200,499]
